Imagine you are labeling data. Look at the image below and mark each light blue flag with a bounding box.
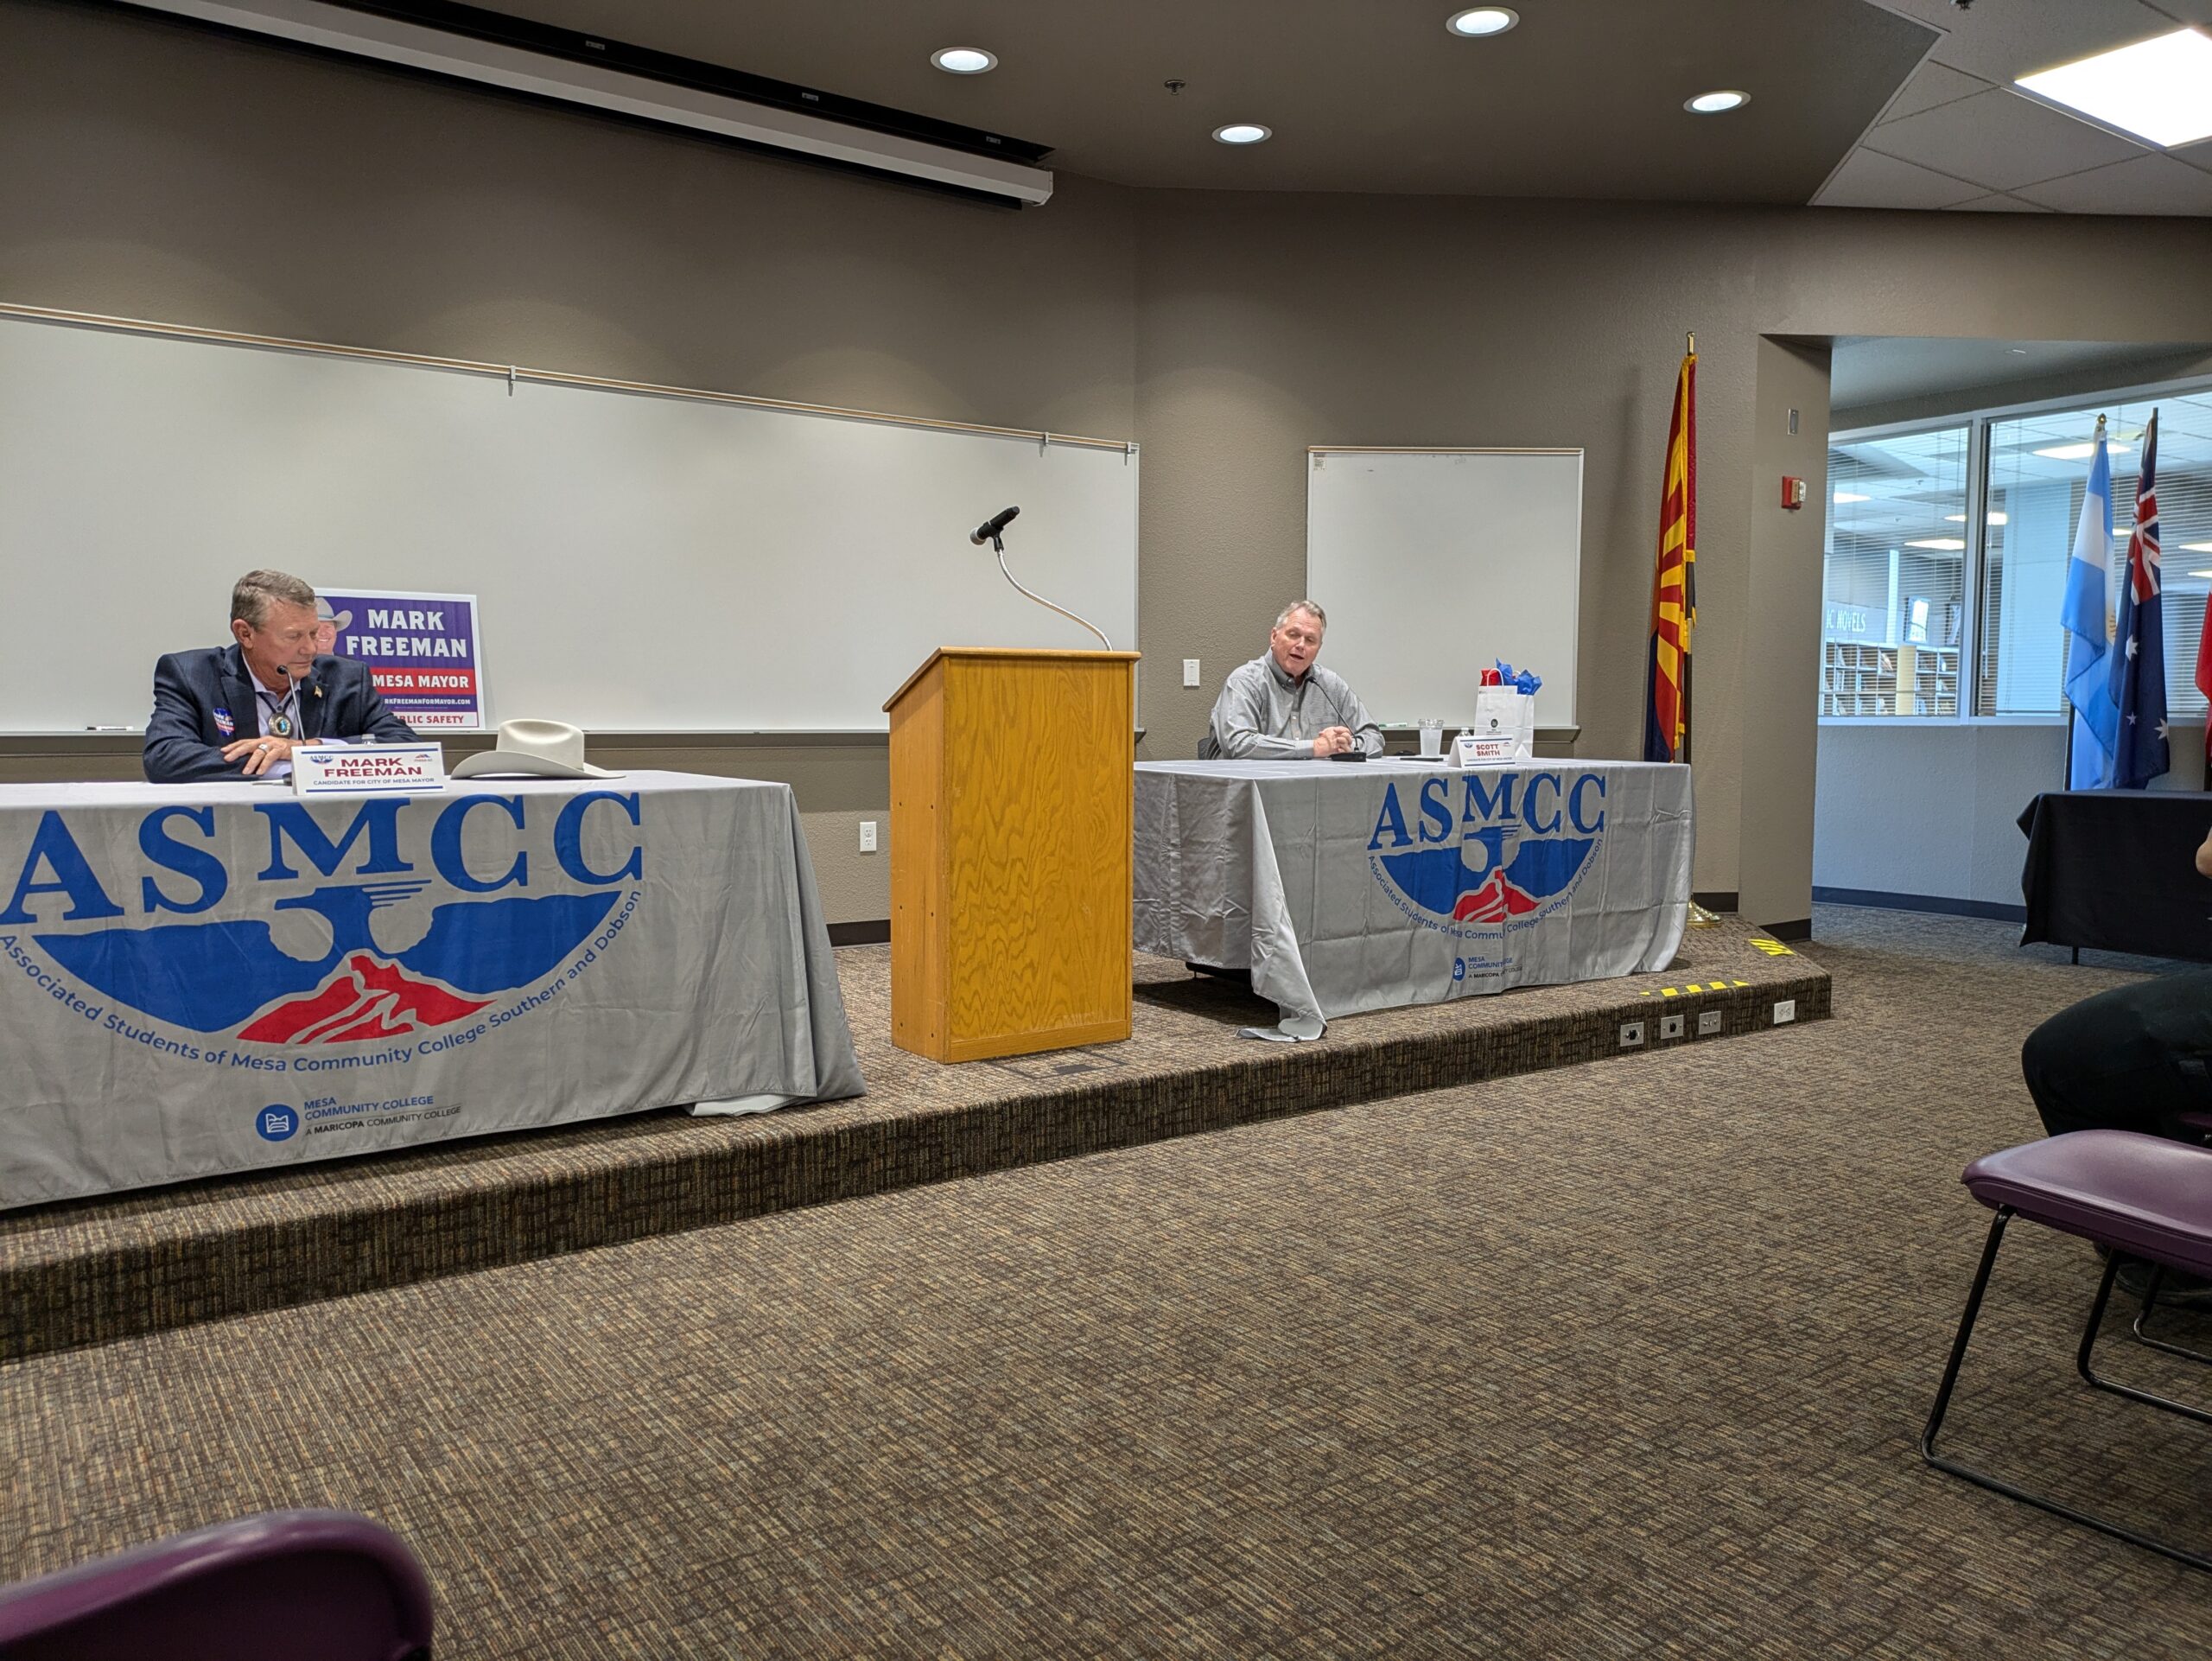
[2059,427,2117,788]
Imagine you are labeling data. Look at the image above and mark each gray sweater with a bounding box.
[1198,652,1384,760]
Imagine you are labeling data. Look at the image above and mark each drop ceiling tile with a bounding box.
[1815,145,1986,208]
[1948,194,2055,212]
[1871,86,2149,189]
[1863,0,2183,83]
[2015,151,2212,214]
[1877,61,1991,123]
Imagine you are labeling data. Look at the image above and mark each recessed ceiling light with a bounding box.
[1213,123,1272,145]
[1446,7,1519,36]
[2034,442,2133,461]
[2017,29,2212,148]
[1833,491,1870,503]
[1945,512,2009,525]
[1685,90,1749,114]
[1906,538,1967,550]
[930,47,997,74]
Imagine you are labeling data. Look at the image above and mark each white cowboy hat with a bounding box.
[314,596,353,633]
[452,719,620,780]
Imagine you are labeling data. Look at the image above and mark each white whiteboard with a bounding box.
[1306,449,1582,730]
[0,310,1139,733]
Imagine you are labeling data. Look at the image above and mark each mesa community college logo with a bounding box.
[1,792,643,1048]
[1367,770,1606,933]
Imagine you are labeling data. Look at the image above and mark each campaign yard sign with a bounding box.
[319,589,486,730]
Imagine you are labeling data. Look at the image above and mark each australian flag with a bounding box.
[2105,410,2168,790]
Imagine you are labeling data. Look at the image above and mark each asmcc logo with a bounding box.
[0,792,644,1049]
[1367,770,1605,934]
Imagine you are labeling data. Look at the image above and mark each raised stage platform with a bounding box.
[1,920,1828,1360]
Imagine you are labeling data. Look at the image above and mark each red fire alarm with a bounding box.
[1781,476,1808,510]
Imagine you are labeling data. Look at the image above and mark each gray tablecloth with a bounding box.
[1135,759,1693,1036]
[0,770,862,1207]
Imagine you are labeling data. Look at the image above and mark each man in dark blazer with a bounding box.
[144,569,417,783]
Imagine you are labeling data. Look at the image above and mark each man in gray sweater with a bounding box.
[1198,600,1383,760]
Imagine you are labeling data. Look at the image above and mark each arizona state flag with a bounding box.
[1643,347,1698,763]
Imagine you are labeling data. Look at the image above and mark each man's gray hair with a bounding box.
[1274,599,1326,632]
[231,570,318,629]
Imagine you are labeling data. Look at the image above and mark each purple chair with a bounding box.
[0,1510,433,1660]
[1923,1130,2212,1570]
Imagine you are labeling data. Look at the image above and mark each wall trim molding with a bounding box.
[1813,885,2026,924]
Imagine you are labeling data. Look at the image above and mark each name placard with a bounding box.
[1453,733,1523,767]
[291,743,448,795]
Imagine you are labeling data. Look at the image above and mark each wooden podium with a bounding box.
[884,647,1139,1062]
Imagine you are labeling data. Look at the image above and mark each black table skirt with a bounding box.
[2018,790,2212,962]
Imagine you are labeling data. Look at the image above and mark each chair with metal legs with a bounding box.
[1923,1129,2212,1571]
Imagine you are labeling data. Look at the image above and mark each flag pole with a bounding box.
[2058,414,2110,792]
[1680,332,1695,768]
[1679,328,1715,924]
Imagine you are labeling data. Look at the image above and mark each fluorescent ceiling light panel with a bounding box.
[1945,512,2008,525]
[1833,491,1870,503]
[2034,442,2133,460]
[2017,29,2212,148]
[2184,542,2212,554]
[1906,538,1967,550]
[114,0,1053,203]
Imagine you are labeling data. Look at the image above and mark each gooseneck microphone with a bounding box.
[962,505,1113,651]
[970,505,1020,546]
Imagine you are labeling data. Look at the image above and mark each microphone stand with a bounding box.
[987,529,1113,650]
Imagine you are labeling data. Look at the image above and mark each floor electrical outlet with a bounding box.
[1619,1021,1645,1048]
[1773,998,1796,1025]
[1698,1009,1723,1036]
[1659,1013,1685,1040]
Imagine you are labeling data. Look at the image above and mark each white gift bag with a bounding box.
[1469,685,1536,761]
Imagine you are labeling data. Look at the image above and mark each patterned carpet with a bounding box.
[2,925,1822,1358]
[3,907,2209,1656]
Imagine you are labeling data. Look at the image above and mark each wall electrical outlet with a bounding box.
[1659,1012,1685,1041]
[1618,1020,1645,1048]
[1183,658,1201,688]
[1773,998,1796,1025]
[859,820,877,853]
[1697,1009,1723,1036]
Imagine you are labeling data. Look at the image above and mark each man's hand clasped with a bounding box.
[1311,726,1355,758]
[223,735,299,777]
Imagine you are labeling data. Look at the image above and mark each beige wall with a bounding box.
[1736,338,1831,929]
[1128,194,2212,901]
[7,0,2212,920]
[0,0,1132,921]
